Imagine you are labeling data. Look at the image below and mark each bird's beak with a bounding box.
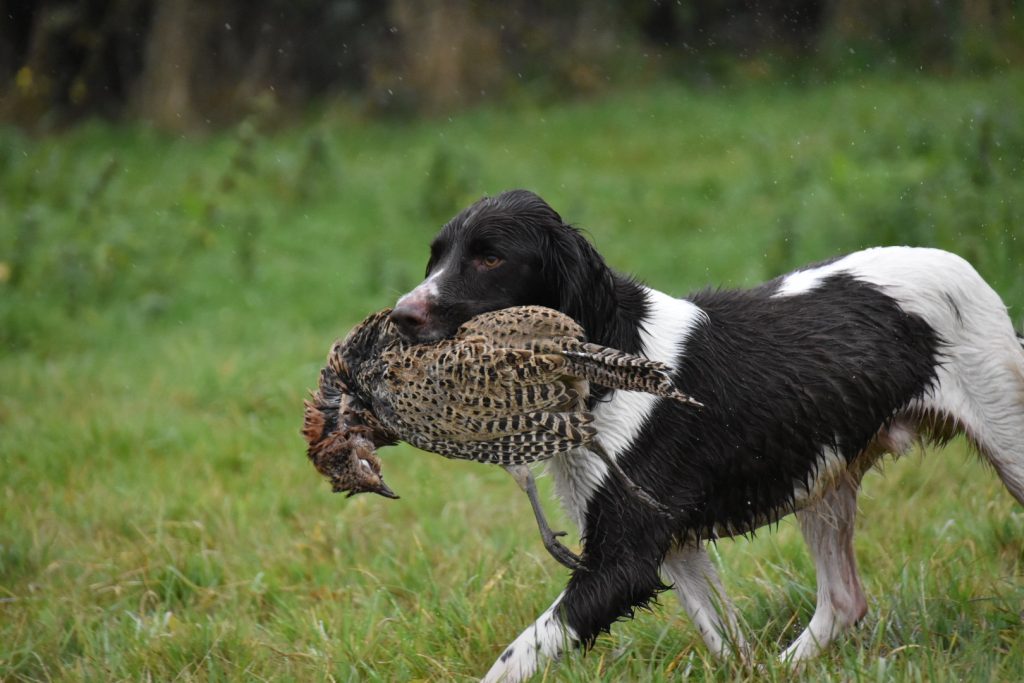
[373,480,400,499]
[337,480,400,499]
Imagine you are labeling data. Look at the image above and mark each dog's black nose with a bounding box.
[391,300,430,338]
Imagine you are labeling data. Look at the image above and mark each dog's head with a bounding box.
[391,189,608,343]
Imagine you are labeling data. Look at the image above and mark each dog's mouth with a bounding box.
[391,301,475,343]
[390,307,442,343]
[395,324,446,344]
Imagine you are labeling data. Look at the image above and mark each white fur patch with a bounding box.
[771,248,930,298]
[481,592,574,683]
[547,288,708,531]
[397,267,445,306]
[773,259,852,297]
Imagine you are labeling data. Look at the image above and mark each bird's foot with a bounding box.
[541,529,583,570]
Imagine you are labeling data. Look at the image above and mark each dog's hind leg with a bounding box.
[960,335,1024,505]
[913,325,1024,504]
[877,250,1024,503]
[662,543,749,659]
[781,475,867,663]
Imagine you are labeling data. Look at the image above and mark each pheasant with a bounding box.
[303,305,702,568]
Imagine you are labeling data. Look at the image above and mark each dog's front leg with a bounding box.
[481,591,575,683]
[483,513,669,682]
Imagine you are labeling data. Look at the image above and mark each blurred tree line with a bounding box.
[1,0,1021,130]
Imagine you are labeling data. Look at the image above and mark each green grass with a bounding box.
[2,71,1023,681]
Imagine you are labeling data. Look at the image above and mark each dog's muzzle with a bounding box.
[391,287,435,340]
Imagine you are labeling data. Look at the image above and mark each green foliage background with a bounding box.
[1,72,1023,681]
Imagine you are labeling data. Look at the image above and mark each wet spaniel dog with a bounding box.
[389,189,1024,682]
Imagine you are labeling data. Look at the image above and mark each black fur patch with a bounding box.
[561,273,942,644]
[615,274,942,539]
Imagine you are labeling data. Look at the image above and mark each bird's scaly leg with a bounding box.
[503,464,583,570]
[589,440,672,517]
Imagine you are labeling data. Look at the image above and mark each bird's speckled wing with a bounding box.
[372,341,579,422]
[455,305,586,350]
[380,341,571,388]
[370,371,590,444]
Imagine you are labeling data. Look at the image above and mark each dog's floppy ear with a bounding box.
[543,223,612,321]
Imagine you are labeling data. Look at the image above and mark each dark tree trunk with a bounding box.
[133,0,200,130]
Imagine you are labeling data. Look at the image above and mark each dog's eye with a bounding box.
[480,255,503,269]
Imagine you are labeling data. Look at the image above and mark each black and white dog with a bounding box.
[390,189,1024,681]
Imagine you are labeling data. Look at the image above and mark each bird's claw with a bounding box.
[542,530,583,570]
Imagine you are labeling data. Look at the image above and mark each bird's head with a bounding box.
[329,435,400,500]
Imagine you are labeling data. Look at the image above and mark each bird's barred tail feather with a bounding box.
[563,343,703,406]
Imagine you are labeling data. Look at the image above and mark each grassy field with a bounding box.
[2,71,1023,681]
